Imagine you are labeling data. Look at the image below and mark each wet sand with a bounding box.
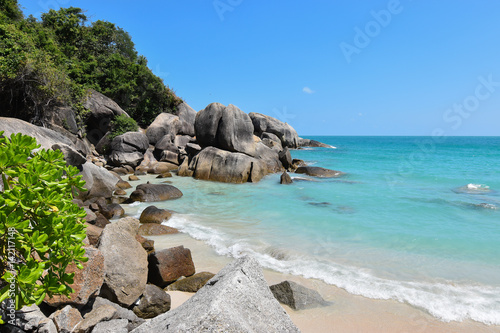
[152,233,500,333]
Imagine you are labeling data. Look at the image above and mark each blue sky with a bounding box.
[19,0,500,135]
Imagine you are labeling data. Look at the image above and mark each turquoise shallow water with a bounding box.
[124,136,500,325]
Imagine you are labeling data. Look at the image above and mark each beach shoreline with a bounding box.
[152,232,500,333]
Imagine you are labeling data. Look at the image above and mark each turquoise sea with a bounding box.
[125,136,500,325]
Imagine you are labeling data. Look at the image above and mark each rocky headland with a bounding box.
[0,90,338,332]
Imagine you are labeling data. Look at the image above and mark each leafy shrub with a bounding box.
[0,132,87,320]
[109,114,139,140]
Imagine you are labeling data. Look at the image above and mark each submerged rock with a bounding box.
[295,166,344,178]
[280,171,293,184]
[453,183,493,194]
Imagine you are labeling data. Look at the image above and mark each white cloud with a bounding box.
[302,87,315,94]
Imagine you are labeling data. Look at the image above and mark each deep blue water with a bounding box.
[124,136,500,324]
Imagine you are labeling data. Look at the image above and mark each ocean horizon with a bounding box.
[124,135,500,325]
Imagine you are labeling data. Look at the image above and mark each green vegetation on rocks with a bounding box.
[0,0,182,127]
[109,114,139,140]
[0,132,87,320]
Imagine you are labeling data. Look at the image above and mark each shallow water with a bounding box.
[123,136,500,325]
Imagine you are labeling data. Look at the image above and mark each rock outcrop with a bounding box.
[108,132,149,167]
[195,103,255,156]
[146,113,180,145]
[83,90,129,145]
[249,112,299,148]
[79,162,119,199]
[131,256,300,333]
[298,137,333,148]
[0,117,74,149]
[172,102,197,136]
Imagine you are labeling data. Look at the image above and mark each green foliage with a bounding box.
[0,1,182,128]
[0,0,23,22]
[0,132,88,317]
[109,114,138,140]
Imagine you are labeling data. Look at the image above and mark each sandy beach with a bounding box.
[153,232,500,333]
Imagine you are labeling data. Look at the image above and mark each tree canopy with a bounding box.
[0,1,181,127]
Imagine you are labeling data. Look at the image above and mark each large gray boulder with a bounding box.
[98,217,148,307]
[110,132,149,153]
[254,142,283,174]
[79,162,118,199]
[218,104,256,156]
[0,117,73,149]
[189,146,266,183]
[129,183,183,202]
[146,113,180,145]
[131,256,300,333]
[195,103,255,156]
[83,89,129,145]
[109,151,144,167]
[194,102,224,147]
[172,102,197,136]
[52,143,86,168]
[249,112,299,148]
[270,280,330,310]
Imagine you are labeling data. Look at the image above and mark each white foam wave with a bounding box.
[163,214,500,325]
[467,183,490,190]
